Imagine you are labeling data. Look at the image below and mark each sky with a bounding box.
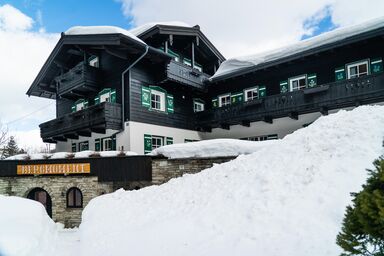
[0,0,383,151]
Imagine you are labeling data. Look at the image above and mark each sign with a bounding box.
[17,163,90,175]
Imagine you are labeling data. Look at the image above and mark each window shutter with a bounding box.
[95,139,101,151]
[110,89,116,103]
[141,86,151,108]
[371,58,383,74]
[307,74,317,88]
[84,100,89,108]
[71,143,77,152]
[231,92,243,104]
[71,105,76,112]
[212,98,218,108]
[94,96,100,105]
[166,137,173,145]
[279,81,288,93]
[259,86,267,98]
[144,134,152,154]
[112,136,116,150]
[335,67,346,81]
[166,94,174,113]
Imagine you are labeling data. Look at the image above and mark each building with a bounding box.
[26,19,384,154]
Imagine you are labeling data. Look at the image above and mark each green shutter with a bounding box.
[84,100,89,108]
[71,105,76,112]
[280,81,288,93]
[166,94,174,113]
[307,74,317,88]
[371,58,383,74]
[95,139,101,151]
[259,86,266,98]
[94,96,100,105]
[212,98,218,108]
[231,92,243,104]
[141,86,151,108]
[110,89,116,103]
[166,137,173,145]
[335,67,346,81]
[144,134,152,154]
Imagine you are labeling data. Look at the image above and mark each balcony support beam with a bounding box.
[320,106,328,116]
[77,130,92,137]
[91,128,106,134]
[288,111,299,120]
[220,123,230,130]
[64,133,79,140]
[241,120,250,127]
[262,116,273,124]
[52,136,67,142]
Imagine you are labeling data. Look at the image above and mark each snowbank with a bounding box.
[211,16,384,80]
[80,106,384,256]
[4,151,138,160]
[0,196,57,256]
[64,26,145,44]
[151,139,277,159]
[130,21,191,36]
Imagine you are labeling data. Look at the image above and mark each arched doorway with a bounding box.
[27,188,52,217]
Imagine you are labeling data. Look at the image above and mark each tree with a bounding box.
[336,158,384,256]
[1,136,20,159]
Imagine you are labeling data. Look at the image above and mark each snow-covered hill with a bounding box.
[79,106,384,256]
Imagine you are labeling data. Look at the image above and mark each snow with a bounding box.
[4,153,29,160]
[50,152,72,159]
[151,139,277,159]
[0,195,57,256]
[79,105,384,256]
[130,21,191,36]
[4,151,139,160]
[98,150,138,157]
[64,26,145,44]
[211,16,384,80]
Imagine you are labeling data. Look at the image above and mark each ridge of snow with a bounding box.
[211,16,384,80]
[64,26,145,44]
[80,105,384,256]
[151,138,277,159]
[129,21,192,36]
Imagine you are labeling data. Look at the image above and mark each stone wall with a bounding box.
[0,176,114,227]
[151,156,236,185]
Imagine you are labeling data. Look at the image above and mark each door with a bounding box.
[27,188,52,217]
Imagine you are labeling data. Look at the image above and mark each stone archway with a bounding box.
[27,187,52,218]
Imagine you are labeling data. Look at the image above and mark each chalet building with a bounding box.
[27,19,384,154]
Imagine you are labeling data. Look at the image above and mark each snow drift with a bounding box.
[79,105,384,256]
[0,196,57,256]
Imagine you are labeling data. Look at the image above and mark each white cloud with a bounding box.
[0,4,59,151]
[119,0,384,58]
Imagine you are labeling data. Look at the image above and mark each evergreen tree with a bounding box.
[1,136,20,159]
[336,158,384,256]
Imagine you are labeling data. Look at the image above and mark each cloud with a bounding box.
[119,0,384,58]
[0,4,59,151]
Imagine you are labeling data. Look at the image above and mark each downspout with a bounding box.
[121,45,149,130]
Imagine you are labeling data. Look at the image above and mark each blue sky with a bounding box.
[0,0,134,32]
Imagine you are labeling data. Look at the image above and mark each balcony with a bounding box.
[197,73,384,129]
[56,62,101,98]
[40,102,122,143]
[165,60,210,90]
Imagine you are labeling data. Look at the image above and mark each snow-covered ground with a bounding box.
[1,105,384,255]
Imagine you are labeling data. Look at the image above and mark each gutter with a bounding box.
[121,45,149,130]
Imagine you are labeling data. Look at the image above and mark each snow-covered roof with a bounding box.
[211,16,384,81]
[64,26,145,44]
[129,21,192,36]
[4,151,139,160]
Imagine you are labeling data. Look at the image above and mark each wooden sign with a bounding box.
[17,163,90,175]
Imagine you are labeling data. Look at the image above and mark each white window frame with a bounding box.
[289,75,307,92]
[103,138,113,151]
[244,87,259,101]
[100,92,110,103]
[150,90,166,111]
[194,101,205,112]
[151,136,164,150]
[218,94,231,107]
[89,56,99,68]
[346,60,369,79]
[76,102,85,111]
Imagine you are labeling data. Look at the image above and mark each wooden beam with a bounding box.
[53,60,71,70]
[52,136,67,142]
[191,42,195,69]
[64,134,79,140]
[241,120,250,127]
[262,116,273,124]
[67,49,83,56]
[320,106,328,116]
[77,130,92,137]
[203,126,211,133]
[288,111,298,120]
[220,123,230,130]
[91,128,106,134]
[105,46,128,59]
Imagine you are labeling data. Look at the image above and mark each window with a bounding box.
[89,56,99,68]
[244,87,259,101]
[71,143,76,153]
[76,101,85,111]
[151,90,166,111]
[347,60,369,79]
[66,187,83,208]
[100,93,110,103]
[194,101,205,112]
[183,58,192,67]
[103,138,113,151]
[289,75,307,91]
[151,136,164,150]
[219,94,231,107]
[78,141,89,151]
[241,134,278,141]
